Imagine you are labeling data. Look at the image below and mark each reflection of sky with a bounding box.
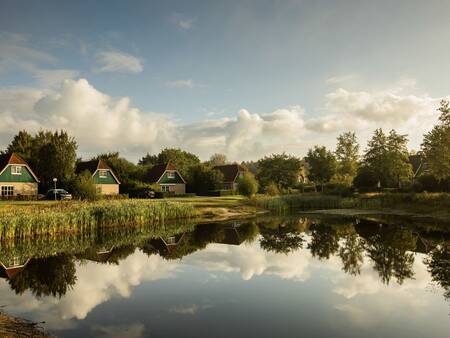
[0,241,448,338]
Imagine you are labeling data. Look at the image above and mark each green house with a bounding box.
[147,162,186,194]
[76,159,120,195]
[0,153,39,198]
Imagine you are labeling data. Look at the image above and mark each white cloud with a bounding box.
[31,68,79,87]
[0,79,307,161]
[0,77,446,160]
[305,83,444,150]
[170,13,194,30]
[95,51,144,74]
[325,74,359,85]
[165,79,195,88]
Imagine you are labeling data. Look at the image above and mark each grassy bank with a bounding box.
[0,200,195,240]
[252,192,450,220]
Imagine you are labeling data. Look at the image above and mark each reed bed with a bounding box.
[0,200,196,240]
[253,192,450,216]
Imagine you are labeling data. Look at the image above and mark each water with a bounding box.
[0,215,449,338]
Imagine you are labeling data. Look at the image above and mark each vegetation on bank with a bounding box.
[252,192,450,219]
[0,200,195,240]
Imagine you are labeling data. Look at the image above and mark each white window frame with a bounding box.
[11,165,22,175]
[167,171,175,179]
[1,185,14,197]
[99,170,108,178]
[161,185,170,192]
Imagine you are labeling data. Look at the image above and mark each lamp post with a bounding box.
[53,178,58,201]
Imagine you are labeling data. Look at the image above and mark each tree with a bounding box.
[237,172,259,197]
[360,129,412,188]
[188,164,224,195]
[207,153,228,167]
[7,130,78,190]
[422,100,450,181]
[6,130,34,162]
[335,132,359,180]
[139,148,200,178]
[256,153,302,191]
[305,146,337,191]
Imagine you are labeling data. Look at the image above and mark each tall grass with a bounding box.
[253,192,450,215]
[0,200,196,240]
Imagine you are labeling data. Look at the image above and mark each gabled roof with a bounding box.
[213,164,246,182]
[76,159,120,184]
[147,162,185,183]
[0,153,39,182]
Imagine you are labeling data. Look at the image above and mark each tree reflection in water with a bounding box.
[8,254,76,298]
[425,243,450,300]
[0,216,448,302]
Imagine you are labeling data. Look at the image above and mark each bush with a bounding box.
[237,172,259,198]
[206,190,235,196]
[265,182,280,196]
[323,183,354,197]
[70,171,97,200]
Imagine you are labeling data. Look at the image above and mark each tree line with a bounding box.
[2,100,449,197]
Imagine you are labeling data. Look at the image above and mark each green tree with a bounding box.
[188,164,224,195]
[139,148,200,178]
[6,130,34,162]
[335,132,359,180]
[237,172,259,198]
[207,153,228,167]
[34,131,78,190]
[360,129,412,188]
[305,146,337,191]
[422,100,450,181]
[256,153,302,191]
[7,130,78,190]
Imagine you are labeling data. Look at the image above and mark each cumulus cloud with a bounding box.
[0,77,445,160]
[95,51,144,74]
[31,68,79,87]
[305,84,444,150]
[0,79,307,161]
[0,251,178,330]
[165,79,195,88]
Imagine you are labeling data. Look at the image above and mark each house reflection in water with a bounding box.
[0,256,30,279]
[216,223,246,246]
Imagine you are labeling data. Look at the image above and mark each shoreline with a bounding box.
[0,311,52,337]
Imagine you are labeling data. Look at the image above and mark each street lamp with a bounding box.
[53,178,58,200]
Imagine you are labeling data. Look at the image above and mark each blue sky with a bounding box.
[0,0,449,160]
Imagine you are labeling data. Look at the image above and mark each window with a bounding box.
[167,171,175,179]
[96,186,102,194]
[1,186,14,197]
[11,166,22,175]
[99,170,108,178]
[161,185,170,192]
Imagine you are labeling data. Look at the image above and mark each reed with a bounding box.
[0,200,196,240]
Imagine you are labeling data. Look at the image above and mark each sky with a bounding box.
[1,0,449,161]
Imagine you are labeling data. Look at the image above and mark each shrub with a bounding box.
[265,182,280,196]
[237,172,259,198]
[71,170,97,200]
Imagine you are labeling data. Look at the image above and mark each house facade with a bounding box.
[0,153,39,198]
[147,162,186,194]
[76,159,120,195]
[213,164,246,190]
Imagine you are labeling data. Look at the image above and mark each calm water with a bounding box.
[0,215,449,338]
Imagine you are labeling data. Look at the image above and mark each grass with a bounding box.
[0,199,196,240]
[252,192,450,220]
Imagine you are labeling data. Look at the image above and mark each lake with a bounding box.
[0,215,449,338]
